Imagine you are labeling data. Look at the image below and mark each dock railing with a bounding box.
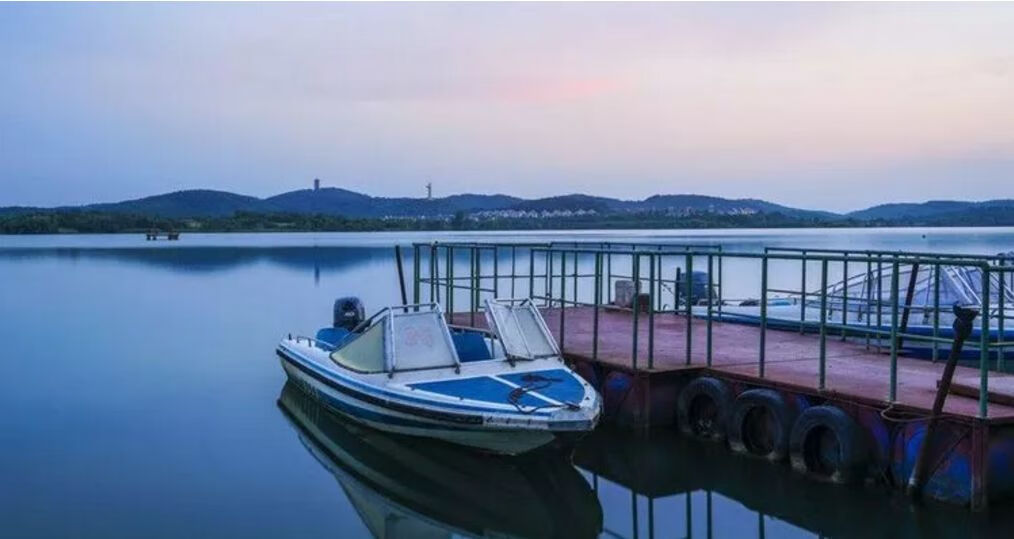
[409,242,1014,418]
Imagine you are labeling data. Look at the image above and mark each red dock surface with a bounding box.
[452,306,1014,423]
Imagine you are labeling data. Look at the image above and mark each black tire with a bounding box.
[727,389,798,461]
[677,377,733,441]
[789,405,868,484]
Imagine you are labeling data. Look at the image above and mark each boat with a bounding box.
[276,297,601,455]
[277,382,603,538]
[690,263,1014,362]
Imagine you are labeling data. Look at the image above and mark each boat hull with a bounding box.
[277,347,589,455]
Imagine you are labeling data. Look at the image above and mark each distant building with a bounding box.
[313,178,320,191]
[426,182,433,200]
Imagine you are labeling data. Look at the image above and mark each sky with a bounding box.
[1,2,1013,212]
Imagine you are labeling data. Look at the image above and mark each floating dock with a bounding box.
[408,241,1014,510]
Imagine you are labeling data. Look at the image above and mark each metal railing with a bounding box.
[407,242,1014,418]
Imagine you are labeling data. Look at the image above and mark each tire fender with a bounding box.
[789,405,869,484]
[727,388,798,461]
[676,377,733,441]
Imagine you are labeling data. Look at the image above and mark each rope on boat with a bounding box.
[507,373,579,414]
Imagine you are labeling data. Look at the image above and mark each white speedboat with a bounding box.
[276,298,601,455]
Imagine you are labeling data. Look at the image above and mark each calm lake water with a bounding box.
[2,228,1014,538]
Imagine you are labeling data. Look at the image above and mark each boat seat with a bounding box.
[315,327,352,349]
[452,332,492,363]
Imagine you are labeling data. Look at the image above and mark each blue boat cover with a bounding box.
[452,332,493,363]
[499,369,585,404]
[410,376,547,408]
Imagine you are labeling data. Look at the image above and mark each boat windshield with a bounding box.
[484,299,560,360]
[330,306,461,373]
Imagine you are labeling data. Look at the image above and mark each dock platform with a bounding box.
[416,241,1014,509]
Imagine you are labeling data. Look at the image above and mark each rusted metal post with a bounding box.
[897,262,921,350]
[907,304,979,499]
[394,245,409,313]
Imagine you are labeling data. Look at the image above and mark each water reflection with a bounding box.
[0,246,387,275]
[576,427,1010,539]
[277,383,603,538]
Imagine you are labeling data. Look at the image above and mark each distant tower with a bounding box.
[313,178,320,192]
[426,181,433,200]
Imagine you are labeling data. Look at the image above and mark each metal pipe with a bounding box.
[890,261,900,402]
[394,245,409,313]
[819,259,828,389]
[594,252,601,360]
[632,253,640,370]
[649,252,656,369]
[686,253,693,365]
[981,269,991,418]
[907,304,979,498]
[708,254,714,367]
[760,256,768,377]
[800,251,807,334]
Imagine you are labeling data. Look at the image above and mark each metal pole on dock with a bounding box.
[632,253,640,370]
[759,256,767,376]
[394,245,409,313]
[819,259,828,390]
[560,251,566,351]
[594,252,601,360]
[841,253,849,340]
[907,304,978,498]
[686,253,693,365]
[649,253,656,369]
[889,261,900,402]
[933,263,941,362]
[707,254,714,367]
[412,245,421,309]
[800,251,807,334]
[981,269,991,418]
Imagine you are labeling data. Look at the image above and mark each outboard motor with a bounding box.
[333,297,365,332]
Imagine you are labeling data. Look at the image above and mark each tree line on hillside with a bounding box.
[2,207,1013,234]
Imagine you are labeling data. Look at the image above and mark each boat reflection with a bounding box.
[277,382,603,538]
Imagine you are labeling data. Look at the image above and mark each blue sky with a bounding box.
[2,2,1013,211]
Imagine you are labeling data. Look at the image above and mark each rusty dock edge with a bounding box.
[410,241,1014,510]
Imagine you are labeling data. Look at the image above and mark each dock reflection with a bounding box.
[277,383,603,538]
[575,426,1009,539]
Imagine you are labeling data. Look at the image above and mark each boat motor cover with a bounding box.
[334,297,366,331]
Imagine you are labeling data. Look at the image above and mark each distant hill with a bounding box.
[86,189,267,217]
[847,199,1014,221]
[4,187,1014,227]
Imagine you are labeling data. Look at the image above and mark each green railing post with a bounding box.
[717,250,724,316]
[593,252,601,360]
[510,245,517,298]
[447,246,454,315]
[559,250,566,351]
[470,247,477,326]
[841,253,848,340]
[649,253,656,369]
[981,267,991,418]
[493,246,499,299]
[933,263,941,363]
[412,244,421,310]
[800,251,808,334]
[998,259,1006,372]
[686,253,693,365]
[819,259,828,390]
[632,253,640,370]
[877,255,884,351]
[889,260,900,402]
[760,256,768,377]
[707,254,714,367]
[607,252,613,304]
[528,248,535,300]
[547,250,554,306]
[430,244,439,303]
[865,258,872,349]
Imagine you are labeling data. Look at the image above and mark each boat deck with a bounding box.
[452,306,1014,423]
